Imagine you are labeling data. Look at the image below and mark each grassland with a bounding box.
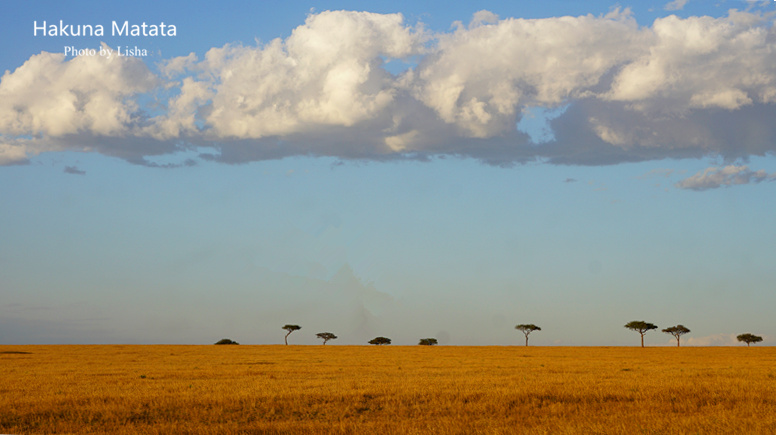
[2,345,775,434]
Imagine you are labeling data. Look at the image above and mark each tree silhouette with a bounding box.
[515,324,541,347]
[316,332,337,345]
[282,324,301,345]
[624,321,658,347]
[737,333,763,347]
[418,338,438,346]
[368,337,391,345]
[214,338,239,345]
[662,325,691,347]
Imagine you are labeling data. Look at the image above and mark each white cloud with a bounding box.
[158,52,198,79]
[148,76,212,139]
[0,44,158,137]
[664,0,689,11]
[469,10,500,28]
[682,333,741,347]
[196,10,420,139]
[605,11,776,114]
[2,10,776,170]
[675,165,776,190]
[412,8,643,138]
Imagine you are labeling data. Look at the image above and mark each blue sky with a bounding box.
[1,0,775,346]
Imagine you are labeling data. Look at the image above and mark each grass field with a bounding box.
[2,345,775,434]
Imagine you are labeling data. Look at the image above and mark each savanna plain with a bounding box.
[1,345,775,434]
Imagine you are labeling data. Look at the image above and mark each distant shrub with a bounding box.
[215,338,239,345]
[369,337,391,345]
[419,338,438,346]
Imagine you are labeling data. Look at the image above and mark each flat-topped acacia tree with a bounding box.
[316,332,337,345]
[625,321,658,347]
[662,325,691,347]
[737,333,763,347]
[282,324,301,345]
[515,324,541,347]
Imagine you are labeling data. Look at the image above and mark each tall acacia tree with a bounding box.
[737,333,763,347]
[662,325,691,347]
[282,324,301,345]
[515,324,541,347]
[624,321,658,347]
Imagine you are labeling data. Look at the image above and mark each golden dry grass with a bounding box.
[2,345,775,434]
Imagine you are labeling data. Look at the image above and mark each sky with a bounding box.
[1,0,775,346]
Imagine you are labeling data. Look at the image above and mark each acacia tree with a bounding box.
[418,338,438,346]
[515,324,541,347]
[316,332,337,345]
[624,321,658,347]
[737,333,763,347]
[282,324,301,345]
[369,337,391,345]
[662,325,691,347]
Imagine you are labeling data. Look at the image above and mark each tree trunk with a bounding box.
[677,337,680,347]
[285,332,290,345]
[640,333,644,348]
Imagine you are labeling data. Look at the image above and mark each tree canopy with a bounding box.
[515,324,541,346]
[737,333,763,347]
[214,338,239,345]
[369,337,391,345]
[624,321,658,347]
[316,332,337,345]
[418,338,438,346]
[662,325,691,347]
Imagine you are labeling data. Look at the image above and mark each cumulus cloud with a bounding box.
[604,11,776,114]
[411,8,643,139]
[675,165,776,190]
[2,9,776,171]
[196,11,419,139]
[0,44,158,137]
